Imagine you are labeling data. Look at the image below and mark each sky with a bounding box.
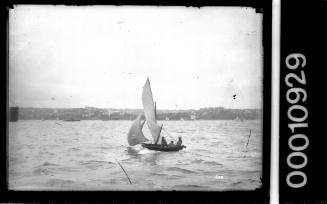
[9,6,263,110]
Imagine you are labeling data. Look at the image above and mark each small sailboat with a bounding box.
[127,78,186,152]
[235,113,245,122]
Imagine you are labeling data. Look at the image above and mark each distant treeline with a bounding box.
[13,107,262,121]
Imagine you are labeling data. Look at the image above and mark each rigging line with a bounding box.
[243,129,252,158]
[245,129,252,149]
[162,127,175,140]
[115,159,132,184]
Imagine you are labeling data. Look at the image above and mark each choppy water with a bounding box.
[9,120,262,191]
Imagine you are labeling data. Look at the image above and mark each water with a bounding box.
[9,120,262,191]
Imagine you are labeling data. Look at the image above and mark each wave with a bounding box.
[79,160,112,166]
[79,160,104,170]
[56,166,79,172]
[232,181,243,186]
[190,159,222,166]
[249,178,260,184]
[138,149,153,155]
[166,167,196,174]
[9,156,26,165]
[192,148,212,154]
[80,152,93,158]
[150,172,167,177]
[209,141,220,146]
[97,146,112,150]
[33,168,52,175]
[238,169,261,175]
[33,162,79,175]
[191,159,205,164]
[69,147,80,151]
[172,184,206,189]
[103,179,118,184]
[166,175,184,180]
[46,178,75,187]
[231,178,260,188]
[32,162,59,175]
[203,161,222,166]
[196,136,208,140]
[41,162,58,166]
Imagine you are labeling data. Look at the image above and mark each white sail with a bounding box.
[142,78,162,143]
[127,113,149,146]
[146,119,162,144]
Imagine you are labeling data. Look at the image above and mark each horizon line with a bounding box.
[9,106,263,110]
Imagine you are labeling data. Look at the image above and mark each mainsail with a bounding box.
[127,113,149,146]
[142,78,163,144]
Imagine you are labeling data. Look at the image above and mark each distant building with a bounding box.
[108,110,120,120]
[190,111,196,120]
[9,106,19,122]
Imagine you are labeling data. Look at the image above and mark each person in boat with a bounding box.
[168,141,175,147]
[176,137,183,146]
[161,136,168,147]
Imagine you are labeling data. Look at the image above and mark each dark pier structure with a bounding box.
[9,106,19,122]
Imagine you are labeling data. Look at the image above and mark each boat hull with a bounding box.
[142,143,186,152]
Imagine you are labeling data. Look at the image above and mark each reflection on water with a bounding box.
[126,147,139,158]
[142,152,161,166]
[9,120,262,190]
[126,147,161,166]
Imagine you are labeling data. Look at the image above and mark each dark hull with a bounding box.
[142,143,186,152]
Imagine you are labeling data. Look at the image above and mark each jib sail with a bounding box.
[127,113,149,146]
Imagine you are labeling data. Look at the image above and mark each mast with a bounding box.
[154,124,163,144]
[153,101,163,144]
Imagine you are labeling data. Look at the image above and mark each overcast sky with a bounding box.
[9,6,263,110]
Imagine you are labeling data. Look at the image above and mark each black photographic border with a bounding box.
[279,0,327,202]
[1,0,272,203]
